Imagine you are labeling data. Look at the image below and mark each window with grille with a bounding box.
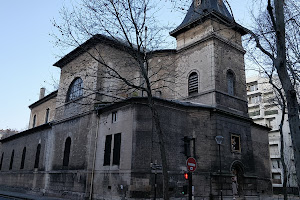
[188,72,199,95]
[66,78,83,102]
[227,71,235,95]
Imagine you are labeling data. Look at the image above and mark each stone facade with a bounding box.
[29,90,57,128]
[0,0,272,199]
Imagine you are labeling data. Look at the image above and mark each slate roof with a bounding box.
[170,0,244,37]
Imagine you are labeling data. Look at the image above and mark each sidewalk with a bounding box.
[0,190,66,200]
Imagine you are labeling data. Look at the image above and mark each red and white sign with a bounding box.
[186,157,197,172]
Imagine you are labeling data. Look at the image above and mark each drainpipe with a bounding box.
[89,113,100,200]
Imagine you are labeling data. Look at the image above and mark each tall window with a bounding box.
[231,134,241,153]
[112,111,117,123]
[9,150,14,170]
[34,144,41,169]
[20,147,26,169]
[63,137,71,167]
[227,70,235,95]
[112,133,121,165]
[103,135,112,166]
[0,153,4,171]
[103,133,122,166]
[188,72,199,95]
[45,108,50,123]
[33,115,36,128]
[66,78,83,102]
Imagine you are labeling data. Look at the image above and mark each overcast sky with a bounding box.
[0,0,255,131]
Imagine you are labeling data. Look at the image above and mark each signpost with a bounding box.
[186,157,196,200]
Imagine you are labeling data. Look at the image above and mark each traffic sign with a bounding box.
[186,157,197,172]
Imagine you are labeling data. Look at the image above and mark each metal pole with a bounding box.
[219,144,223,200]
[154,170,157,200]
[189,172,192,200]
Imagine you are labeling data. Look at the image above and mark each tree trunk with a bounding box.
[148,96,169,200]
[279,110,288,200]
[274,0,300,192]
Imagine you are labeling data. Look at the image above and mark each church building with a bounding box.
[0,0,272,199]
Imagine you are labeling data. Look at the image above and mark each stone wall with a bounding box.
[29,93,57,128]
[0,125,51,192]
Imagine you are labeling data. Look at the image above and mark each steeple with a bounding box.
[170,0,238,37]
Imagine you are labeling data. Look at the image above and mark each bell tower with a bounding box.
[171,0,248,116]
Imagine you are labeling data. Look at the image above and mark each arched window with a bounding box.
[32,115,36,128]
[0,153,4,171]
[34,144,41,169]
[45,108,50,123]
[188,72,199,95]
[227,70,235,95]
[9,150,14,170]
[63,137,71,167]
[20,147,26,169]
[66,78,83,102]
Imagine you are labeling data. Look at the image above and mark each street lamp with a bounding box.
[215,136,224,200]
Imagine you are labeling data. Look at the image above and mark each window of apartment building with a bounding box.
[272,173,282,184]
[103,133,122,166]
[33,115,36,128]
[45,108,50,123]
[0,153,3,171]
[34,144,41,169]
[63,137,71,167]
[271,158,281,169]
[264,110,278,116]
[249,110,260,117]
[112,111,117,123]
[269,144,279,156]
[248,95,261,104]
[9,150,14,170]
[266,118,275,128]
[248,84,258,92]
[231,134,241,153]
[227,70,235,95]
[188,72,199,95]
[66,77,83,102]
[20,147,26,169]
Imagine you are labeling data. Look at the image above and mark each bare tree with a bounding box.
[243,0,300,194]
[52,0,180,199]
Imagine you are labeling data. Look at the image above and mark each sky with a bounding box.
[0,0,255,131]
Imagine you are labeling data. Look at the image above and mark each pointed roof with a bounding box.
[170,0,240,37]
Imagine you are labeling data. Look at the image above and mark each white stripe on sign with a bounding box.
[188,163,196,167]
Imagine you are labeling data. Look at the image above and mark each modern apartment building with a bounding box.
[247,75,298,194]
